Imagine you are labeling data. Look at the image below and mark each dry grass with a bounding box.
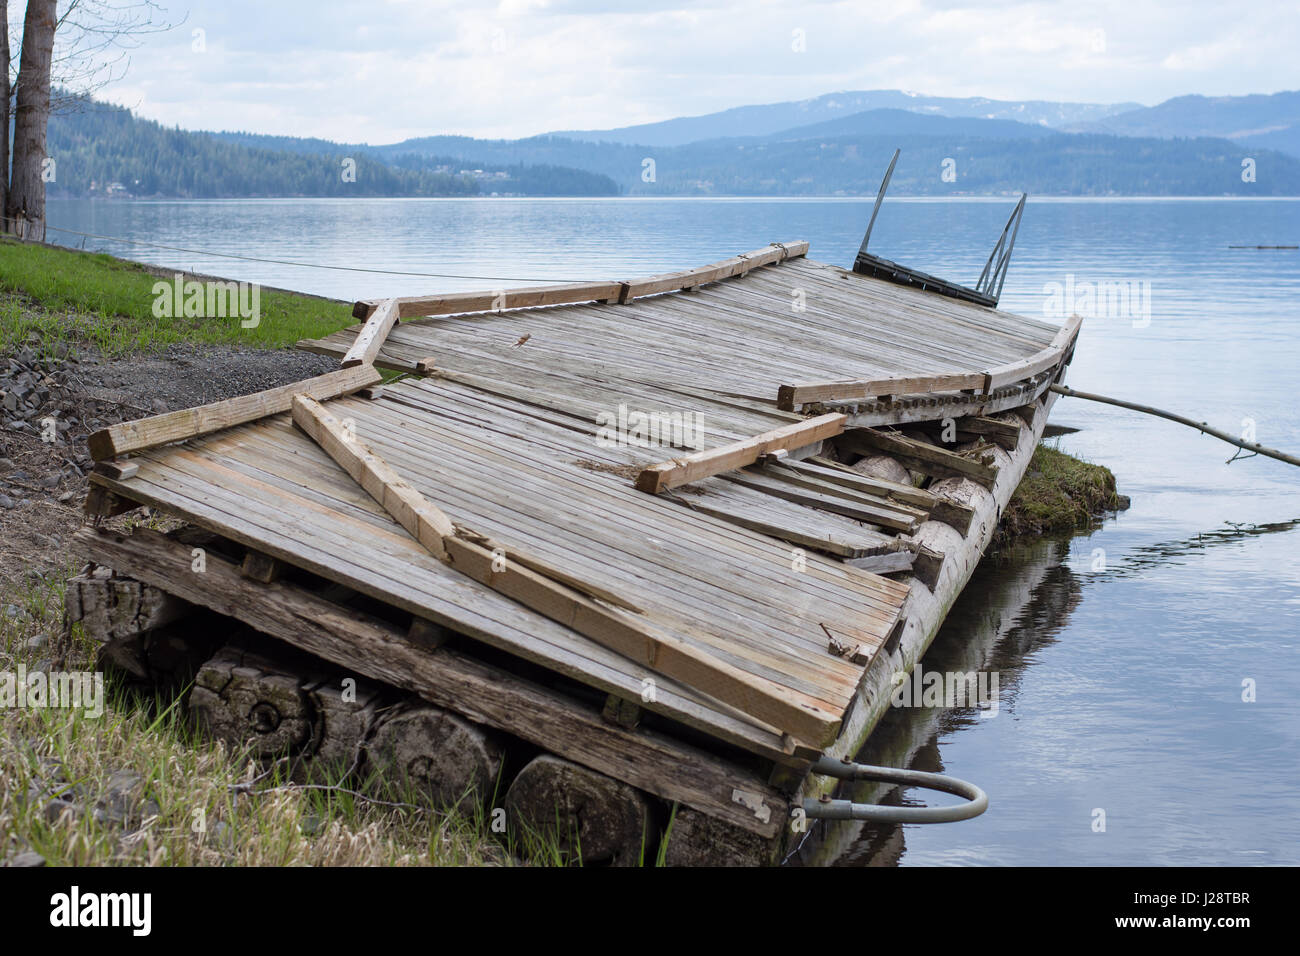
[0,563,568,867]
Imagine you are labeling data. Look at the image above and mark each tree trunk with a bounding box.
[8,0,58,240]
[1,0,10,220]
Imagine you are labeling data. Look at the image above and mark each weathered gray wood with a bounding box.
[366,704,504,808]
[67,568,191,643]
[73,527,788,836]
[662,806,779,867]
[504,754,654,866]
[190,645,316,757]
[87,365,381,460]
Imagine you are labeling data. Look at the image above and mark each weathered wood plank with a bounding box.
[982,314,1082,393]
[636,413,846,494]
[353,282,625,321]
[777,372,986,411]
[290,394,842,747]
[341,297,400,367]
[87,365,381,461]
[619,242,807,302]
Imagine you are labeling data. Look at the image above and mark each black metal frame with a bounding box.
[851,149,1026,309]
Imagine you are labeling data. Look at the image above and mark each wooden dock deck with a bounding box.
[75,241,1079,853]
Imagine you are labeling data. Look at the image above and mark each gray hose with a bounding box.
[802,755,988,824]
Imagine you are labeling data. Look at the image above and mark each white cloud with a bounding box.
[69,0,1300,143]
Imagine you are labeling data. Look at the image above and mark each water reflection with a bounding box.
[795,515,1300,867]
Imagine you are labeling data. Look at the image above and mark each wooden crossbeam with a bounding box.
[837,428,999,488]
[87,365,381,461]
[776,316,1082,411]
[635,413,846,494]
[341,297,400,367]
[290,394,841,747]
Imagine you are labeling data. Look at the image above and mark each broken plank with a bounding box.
[636,413,846,494]
[664,492,901,559]
[342,298,400,368]
[87,365,382,461]
[804,456,975,534]
[843,551,914,575]
[837,428,998,488]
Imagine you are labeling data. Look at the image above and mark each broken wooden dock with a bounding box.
[74,239,1080,864]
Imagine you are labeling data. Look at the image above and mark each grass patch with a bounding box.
[0,238,355,355]
[997,442,1127,544]
[0,569,560,866]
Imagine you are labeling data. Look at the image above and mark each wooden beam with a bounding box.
[289,395,456,559]
[635,413,846,494]
[290,394,840,747]
[982,314,1082,393]
[353,282,624,321]
[777,372,986,412]
[87,365,381,461]
[619,242,808,302]
[838,428,999,488]
[72,527,787,837]
[341,297,400,367]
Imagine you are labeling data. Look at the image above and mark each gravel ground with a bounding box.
[0,336,334,590]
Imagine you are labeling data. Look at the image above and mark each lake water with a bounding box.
[47,197,1300,866]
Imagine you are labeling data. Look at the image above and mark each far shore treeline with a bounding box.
[45,93,1300,199]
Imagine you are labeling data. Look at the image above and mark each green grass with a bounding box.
[0,238,355,355]
[997,442,1126,544]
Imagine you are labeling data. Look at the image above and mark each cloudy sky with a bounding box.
[47,0,1300,144]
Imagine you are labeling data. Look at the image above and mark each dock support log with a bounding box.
[662,806,782,867]
[366,704,504,809]
[190,645,317,758]
[503,754,654,866]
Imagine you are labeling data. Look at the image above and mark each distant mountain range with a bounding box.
[46,88,1300,199]
[1066,91,1300,160]
[554,90,1143,146]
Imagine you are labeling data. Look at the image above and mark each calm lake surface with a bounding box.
[48,197,1300,865]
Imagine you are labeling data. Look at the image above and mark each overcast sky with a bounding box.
[52,0,1300,144]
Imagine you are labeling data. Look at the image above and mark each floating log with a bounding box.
[503,754,653,866]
